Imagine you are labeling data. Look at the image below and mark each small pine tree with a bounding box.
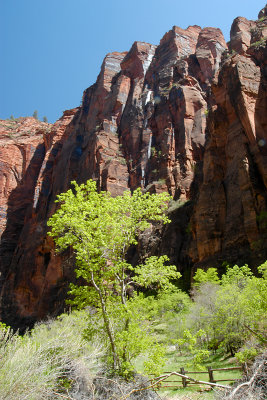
[9,115,15,121]
[43,116,48,123]
[33,110,38,120]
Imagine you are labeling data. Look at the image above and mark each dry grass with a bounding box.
[0,312,103,400]
[164,396,212,400]
[88,375,161,400]
[0,313,161,400]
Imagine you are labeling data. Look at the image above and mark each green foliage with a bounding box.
[235,347,258,364]
[212,283,248,354]
[43,116,48,123]
[118,157,127,165]
[0,321,8,330]
[176,329,210,370]
[150,290,190,319]
[133,255,180,291]
[48,180,179,376]
[143,343,166,376]
[156,178,166,185]
[186,263,267,359]
[250,38,267,48]
[193,268,220,287]
[151,146,156,156]
[258,260,267,279]
[33,110,38,120]
[221,264,253,287]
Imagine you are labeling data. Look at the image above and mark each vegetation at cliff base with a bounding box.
[47,180,267,393]
[1,179,265,398]
[0,262,266,399]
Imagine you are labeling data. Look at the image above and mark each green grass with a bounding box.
[153,349,242,398]
[161,387,215,400]
[134,329,242,400]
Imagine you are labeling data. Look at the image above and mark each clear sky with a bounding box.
[0,0,264,123]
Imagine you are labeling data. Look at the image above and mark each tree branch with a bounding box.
[229,360,265,399]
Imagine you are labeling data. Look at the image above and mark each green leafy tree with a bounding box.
[43,116,48,123]
[258,260,267,279]
[193,267,220,287]
[186,264,267,357]
[33,110,38,120]
[221,264,253,288]
[176,329,210,370]
[48,180,180,375]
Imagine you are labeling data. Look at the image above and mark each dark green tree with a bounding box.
[33,110,38,120]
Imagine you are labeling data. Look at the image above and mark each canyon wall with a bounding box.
[0,6,266,329]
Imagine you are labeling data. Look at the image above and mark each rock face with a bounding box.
[0,113,78,326]
[189,14,267,271]
[0,118,47,279]
[0,8,266,329]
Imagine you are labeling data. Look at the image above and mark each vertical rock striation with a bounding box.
[0,7,266,328]
[189,9,267,271]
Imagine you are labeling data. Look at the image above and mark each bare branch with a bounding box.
[228,360,266,399]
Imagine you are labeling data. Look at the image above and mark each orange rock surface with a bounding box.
[0,8,266,329]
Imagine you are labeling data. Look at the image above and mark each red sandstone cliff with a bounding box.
[0,6,266,328]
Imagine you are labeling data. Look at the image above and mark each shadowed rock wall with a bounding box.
[0,6,266,329]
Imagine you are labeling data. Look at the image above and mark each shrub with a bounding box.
[157,178,166,185]
[0,312,103,400]
[168,198,188,213]
[33,110,38,120]
[184,264,267,357]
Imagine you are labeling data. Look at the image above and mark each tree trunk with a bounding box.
[90,271,120,371]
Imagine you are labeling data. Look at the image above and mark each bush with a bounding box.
[184,264,267,357]
[33,110,38,120]
[90,374,161,400]
[0,312,103,400]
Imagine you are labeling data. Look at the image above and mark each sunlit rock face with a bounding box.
[0,8,266,329]
[188,13,267,271]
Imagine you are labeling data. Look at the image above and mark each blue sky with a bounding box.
[0,0,264,123]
